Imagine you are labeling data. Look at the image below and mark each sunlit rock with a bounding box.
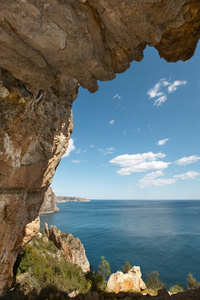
[107,266,146,293]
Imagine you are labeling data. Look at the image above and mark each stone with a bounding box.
[45,223,90,273]
[21,216,40,248]
[68,290,80,298]
[107,266,146,293]
[0,0,200,294]
[40,187,59,214]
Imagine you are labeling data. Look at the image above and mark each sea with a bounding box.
[40,200,200,288]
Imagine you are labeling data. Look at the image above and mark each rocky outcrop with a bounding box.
[72,288,200,300]
[57,196,90,203]
[0,0,200,294]
[107,266,146,293]
[40,187,59,214]
[45,223,90,273]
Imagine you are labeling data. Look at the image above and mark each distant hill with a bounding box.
[57,196,90,203]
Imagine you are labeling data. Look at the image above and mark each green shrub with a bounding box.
[98,256,111,279]
[187,273,200,290]
[85,258,111,292]
[85,270,105,292]
[14,236,91,296]
[169,283,185,294]
[145,271,165,292]
[121,261,131,273]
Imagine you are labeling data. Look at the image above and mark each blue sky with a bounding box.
[51,43,200,200]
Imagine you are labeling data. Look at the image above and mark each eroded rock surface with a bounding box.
[0,0,200,294]
[45,223,90,273]
[40,187,59,214]
[0,68,77,293]
[107,266,146,293]
[0,1,199,93]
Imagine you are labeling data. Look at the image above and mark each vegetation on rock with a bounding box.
[145,271,165,293]
[121,261,131,274]
[169,283,185,294]
[12,231,91,297]
[187,273,200,290]
[1,229,200,300]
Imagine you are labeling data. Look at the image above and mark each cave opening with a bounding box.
[41,44,200,288]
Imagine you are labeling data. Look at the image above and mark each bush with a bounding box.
[13,236,91,296]
[145,271,165,292]
[98,256,111,279]
[122,261,131,273]
[85,270,105,292]
[85,257,111,291]
[187,273,200,290]
[169,283,185,294]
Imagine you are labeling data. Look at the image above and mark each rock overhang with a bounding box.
[0,0,199,94]
[0,0,200,294]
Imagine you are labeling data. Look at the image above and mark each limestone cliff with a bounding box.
[40,187,59,214]
[0,0,200,294]
[45,223,90,273]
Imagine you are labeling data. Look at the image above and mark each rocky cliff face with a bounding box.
[107,266,146,293]
[45,223,90,273]
[0,0,200,294]
[40,187,59,214]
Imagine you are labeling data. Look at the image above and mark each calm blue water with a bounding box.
[40,200,200,288]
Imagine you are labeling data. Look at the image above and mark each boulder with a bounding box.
[107,266,146,293]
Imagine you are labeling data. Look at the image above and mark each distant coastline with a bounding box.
[57,196,90,203]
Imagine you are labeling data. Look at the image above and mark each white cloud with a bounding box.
[147,79,166,98]
[109,120,115,125]
[154,95,167,107]
[138,171,176,188]
[98,147,115,155]
[157,138,169,146]
[139,170,200,188]
[123,130,126,135]
[110,152,170,176]
[175,155,200,166]
[89,144,95,148]
[62,138,75,158]
[116,161,170,175]
[168,80,187,93]
[107,147,115,151]
[76,149,81,154]
[137,128,141,132]
[147,78,187,106]
[72,160,80,164]
[174,171,200,180]
[113,93,121,100]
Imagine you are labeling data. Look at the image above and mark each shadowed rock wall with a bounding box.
[0,0,200,294]
[40,187,59,214]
